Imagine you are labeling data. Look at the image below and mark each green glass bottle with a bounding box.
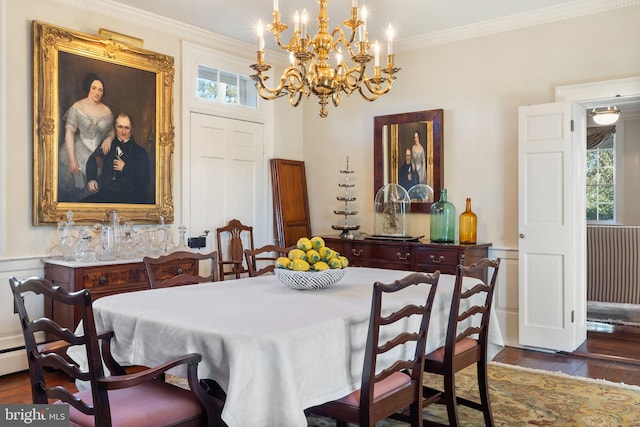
[459,197,478,244]
[430,189,456,242]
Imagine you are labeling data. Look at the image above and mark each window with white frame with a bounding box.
[197,65,257,108]
[586,133,615,222]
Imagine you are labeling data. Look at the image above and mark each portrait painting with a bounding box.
[374,109,444,213]
[32,21,175,225]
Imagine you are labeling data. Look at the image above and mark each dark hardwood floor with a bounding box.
[2,321,640,404]
[494,321,640,386]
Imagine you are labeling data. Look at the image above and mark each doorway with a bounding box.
[556,77,640,356]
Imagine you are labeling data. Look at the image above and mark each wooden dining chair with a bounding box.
[9,276,224,427]
[422,258,501,426]
[143,250,219,288]
[307,271,440,427]
[244,244,295,277]
[216,219,254,280]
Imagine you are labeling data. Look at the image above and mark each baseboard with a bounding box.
[0,349,28,376]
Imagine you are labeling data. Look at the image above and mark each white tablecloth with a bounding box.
[68,267,503,427]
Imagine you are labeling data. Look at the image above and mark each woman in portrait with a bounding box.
[411,130,427,185]
[58,73,114,202]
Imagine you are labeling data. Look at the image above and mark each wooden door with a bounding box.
[518,102,586,352]
[270,159,312,247]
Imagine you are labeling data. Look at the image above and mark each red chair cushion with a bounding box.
[425,337,479,362]
[336,371,411,407]
[57,380,202,427]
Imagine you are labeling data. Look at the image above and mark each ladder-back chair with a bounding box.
[9,276,224,427]
[308,271,440,427]
[422,258,501,426]
[216,219,254,280]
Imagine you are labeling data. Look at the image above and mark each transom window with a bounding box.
[586,133,615,222]
[197,65,257,108]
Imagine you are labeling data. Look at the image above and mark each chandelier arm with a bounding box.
[253,67,305,100]
[271,29,303,51]
[341,68,363,94]
[358,84,379,101]
[331,26,353,52]
[359,75,394,100]
[289,89,305,107]
[331,91,341,107]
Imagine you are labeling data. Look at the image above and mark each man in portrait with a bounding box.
[398,148,419,191]
[83,112,151,203]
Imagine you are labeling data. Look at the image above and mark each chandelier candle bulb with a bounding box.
[359,6,367,41]
[273,0,279,13]
[387,24,394,55]
[257,21,265,51]
[294,11,300,32]
[374,42,380,67]
[301,9,308,38]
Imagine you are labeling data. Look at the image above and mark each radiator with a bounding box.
[587,226,640,304]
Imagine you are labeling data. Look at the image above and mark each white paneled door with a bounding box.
[518,102,586,352]
[188,113,267,255]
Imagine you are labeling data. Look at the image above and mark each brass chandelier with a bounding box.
[250,0,400,118]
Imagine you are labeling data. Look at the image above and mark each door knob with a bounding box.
[519,233,525,238]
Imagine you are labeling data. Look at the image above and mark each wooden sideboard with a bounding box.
[323,236,491,280]
[43,257,198,333]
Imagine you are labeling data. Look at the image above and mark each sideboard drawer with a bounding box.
[367,244,413,265]
[416,247,460,266]
[81,263,148,294]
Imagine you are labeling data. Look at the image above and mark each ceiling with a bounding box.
[114,0,582,47]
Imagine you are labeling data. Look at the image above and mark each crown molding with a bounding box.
[398,0,640,52]
[51,0,258,58]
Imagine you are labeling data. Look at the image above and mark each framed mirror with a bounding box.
[374,109,444,213]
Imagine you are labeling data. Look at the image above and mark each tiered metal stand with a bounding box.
[332,156,360,239]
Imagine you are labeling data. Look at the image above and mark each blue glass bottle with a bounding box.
[430,189,456,242]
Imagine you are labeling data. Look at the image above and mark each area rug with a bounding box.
[170,362,640,426]
[307,362,640,427]
[587,301,640,327]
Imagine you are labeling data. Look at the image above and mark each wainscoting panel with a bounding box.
[490,248,519,347]
[0,257,45,376]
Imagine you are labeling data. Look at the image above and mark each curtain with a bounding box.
[586,126,616,150]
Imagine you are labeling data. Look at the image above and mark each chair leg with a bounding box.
[336,421,348,427]
[410,400,422,427]
[477,361,494,427]
[443,373,460,427]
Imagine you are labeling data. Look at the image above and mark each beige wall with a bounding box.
[304,5,640,249]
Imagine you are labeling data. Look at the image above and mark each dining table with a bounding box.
[68,266,504,427]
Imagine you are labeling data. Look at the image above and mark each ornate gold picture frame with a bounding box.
[32,21,175,225]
